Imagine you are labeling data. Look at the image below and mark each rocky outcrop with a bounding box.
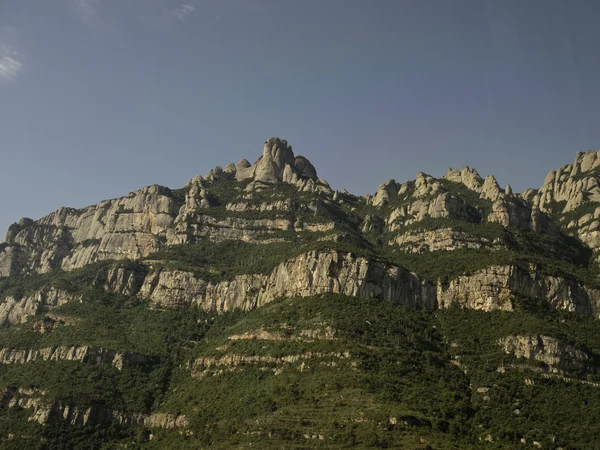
[372,179,400,207]
[387,174,480,230]
[0,185,181,276]
[0,287,81,326]
[137,251,436,311]
[190,351,352,378]
[445,166,485,193]
[438,265,600,315]
[390,227,502,252]
[5,388,186,428]
[93,264,148,296]
[0,345,153,371]
[444,167,557,234]
[561,204,600,254]
[518,150,600,255]
[228,326,336,342]
[232,137,329,195]
[487,196,557,234]
[531,150,600,213]
[500,335,589,371]
[0,137,580,281]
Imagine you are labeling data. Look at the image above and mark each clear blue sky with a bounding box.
[1,0,600,235]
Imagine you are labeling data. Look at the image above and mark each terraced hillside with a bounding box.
[2,138,600,449]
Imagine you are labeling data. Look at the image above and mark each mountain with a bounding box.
[2,137,600,449]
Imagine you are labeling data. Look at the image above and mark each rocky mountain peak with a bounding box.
[481,175,502,200]
[372,179,401,207]
[444,166,484,192]
[182,137,328,195]
[232,137,319,185]
[532,149,600,213]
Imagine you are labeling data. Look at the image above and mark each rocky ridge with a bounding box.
[0,138,334,277]
[4,138,600,329]
[3,139,599,282]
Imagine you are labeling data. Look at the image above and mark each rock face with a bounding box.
[234,137,327,194]
[386,173,480,230]
[444,167,556,234]
[500,335,589,371]
[3,138,600,326]
[190,351,352,378]
[523,150,600,255]
[531,150,600,213]
[100,250,437,312]
[93,256,600,319]
[0,345,153,371]
[378,169,556,236]
[4,388,186,428]
[0,185,181,276]
[372,179,400,207]
[0,288,81,326]
[438,265,600,316]
[7,254,599,325]
[390,228,502,253]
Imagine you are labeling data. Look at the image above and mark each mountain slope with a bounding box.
[2,138,600,448]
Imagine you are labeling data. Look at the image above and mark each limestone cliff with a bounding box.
[5,253,600,327]
[100,250,437,312]
[438,264,600,316]
[3,387,186,428]
[0,345,153,371]
[0,287,81,326]
[500,335,590,372]
[524,150,600,255]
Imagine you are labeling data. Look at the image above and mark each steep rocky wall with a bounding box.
[127,250,437,312]
[523,150,600,255]
[500,335,589,372]
[6,388,186,428]
[0,345,153,371]
[5,254,600,328]
[0,185,181,276]
[529,150,600,213]
[0,287,81,326]
[439,265,600,316]
[390,228,502,252]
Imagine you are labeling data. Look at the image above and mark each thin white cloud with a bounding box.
[0,46,22,82]
[75,0,100,27]
[174,4,196,21]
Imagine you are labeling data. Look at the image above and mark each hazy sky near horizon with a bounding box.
[2,0,600,234]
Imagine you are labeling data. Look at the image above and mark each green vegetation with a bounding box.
[2,294,600,448]
[437,304,600,448]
